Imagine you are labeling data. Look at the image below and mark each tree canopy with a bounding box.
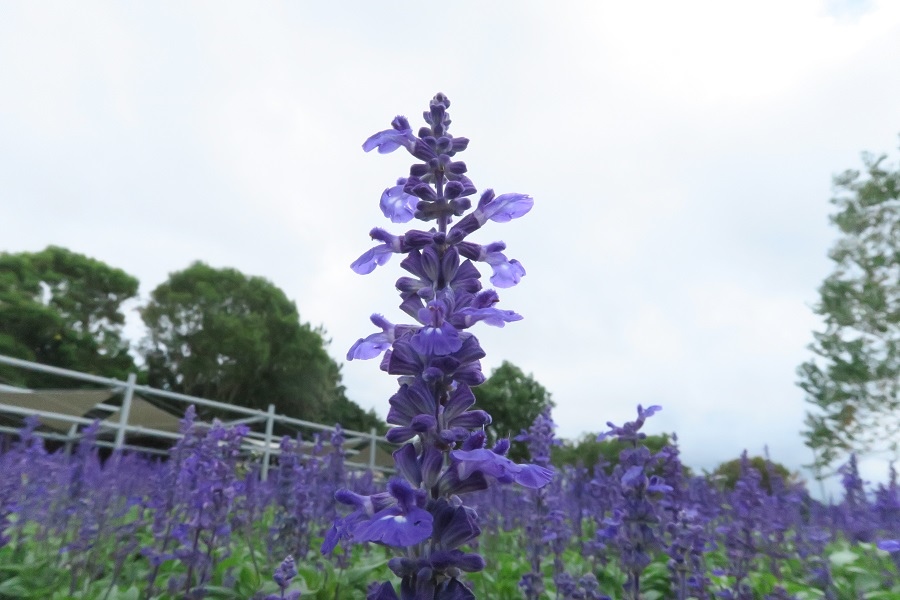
[140,262,348,423]
[0,246,138,386]
[0,249,383,431]
[797,145,900,475]
[552,432,672,472]
[472,361,554,459]
[708,454,796,495]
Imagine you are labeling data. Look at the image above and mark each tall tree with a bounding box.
[473,361,554,459]
[0,246,139,387]
[797,145,900,474]
[708,454,796,495]
[140,262,350,422]
[552,432,672,472]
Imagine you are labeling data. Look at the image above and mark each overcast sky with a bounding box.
[2,1,899,495]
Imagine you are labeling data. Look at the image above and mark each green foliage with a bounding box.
[797,144,900,474]
[472,361,553,460]
[140,262,349,423]
[2,471,900,599]
[0,249,380,431]
[0,526,392,600]
[552,432,672,472]
[707,455,796,494]
[0,246,139,387]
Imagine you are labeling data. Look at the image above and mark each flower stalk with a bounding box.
[323,93,551,599]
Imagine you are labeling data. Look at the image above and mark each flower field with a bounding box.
[0,407,898,600]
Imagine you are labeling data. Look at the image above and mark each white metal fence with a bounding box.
[0,354,391,480]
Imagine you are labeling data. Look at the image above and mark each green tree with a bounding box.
[473,361,554,459]
[708,455,797,495]
[140,262,363,423]
[552,432,672,472]
[0,246,138,387]
[797,144,900,475]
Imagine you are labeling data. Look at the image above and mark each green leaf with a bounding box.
[238,564,260,591]
[829,549,859,566]
[0,576,29,598]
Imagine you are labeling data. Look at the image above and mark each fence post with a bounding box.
[115,372,137,451]
[261,404,276,482]
[369,427,377,471]
[64,423,78,455]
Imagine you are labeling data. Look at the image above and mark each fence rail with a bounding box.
[0,354,391,479]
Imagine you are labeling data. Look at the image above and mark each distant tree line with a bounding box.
[1,246,798,482]
[0,246,383,433]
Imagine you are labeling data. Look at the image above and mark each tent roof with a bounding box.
[0,388,182,435]
[0,389,115,431]
[102,394,183,434]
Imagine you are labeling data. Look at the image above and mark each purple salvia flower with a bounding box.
[269,435,316,561]
[273,554,298,589]
[874,462,900,534]
[479,242,526,288]
[380,178,418,223]
[327,93,544,597]
[593,404,670,600]
[838,453,876,543]
[665,508,712,600]
[348,314,398,360]
[514,409,565,599]
[351,241,399,274]
[363,116,416,154]
[597,404,661,443]
[450,448,552,489]
[476,191,534,223]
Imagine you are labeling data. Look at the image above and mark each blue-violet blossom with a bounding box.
[324,93,551,599]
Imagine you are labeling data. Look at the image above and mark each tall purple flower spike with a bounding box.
[326,94,551,599]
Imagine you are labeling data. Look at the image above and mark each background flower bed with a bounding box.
[1,411,898,600]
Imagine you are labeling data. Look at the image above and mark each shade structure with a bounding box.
[0,388,115,431]
[0,388,183,438]
[100,393,183,434]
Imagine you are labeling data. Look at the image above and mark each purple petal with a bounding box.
[385,426,417,444]
[878,539,900,553]
[621,465,645,487]
[409,323,463,356]
[512,463,554,488]
[368,582,400,600]
[479,193,534,223]
[436,578,477,600]
[352,506,433,547]
[347,314,396,360]
[421,446,444,489]
[348,333,391,360]
[362,127,415,154]
[448,410,491,429]
[392,443,422,487]
[380,183,417,223]
[451,448,552,489]
[351,244,394,274]
[321,522,342,555]
[387,380,437,425]
[640,404,662,418]
[451,448,499,480]
[485,254,525,288]
[443,385,476,422]
[458,306,523,328]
